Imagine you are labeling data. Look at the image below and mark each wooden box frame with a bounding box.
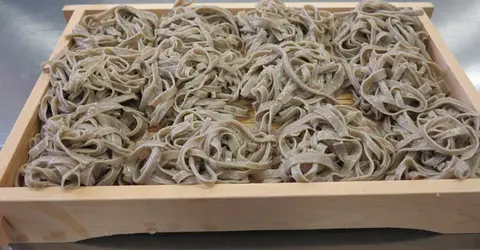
[1,2,479,244]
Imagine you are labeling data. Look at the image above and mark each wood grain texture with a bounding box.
[210,97,352,130]
[0,217,13,249]
[2,180,480,243]
[0,8,86,187]
[4,2,480,244]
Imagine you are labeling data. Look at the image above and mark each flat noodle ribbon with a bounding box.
[275,105,394,182]
[17,103,148,187]
[385,98,480,180]
[123,110,277,185]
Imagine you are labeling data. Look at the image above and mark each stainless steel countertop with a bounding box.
[1,0,480,249]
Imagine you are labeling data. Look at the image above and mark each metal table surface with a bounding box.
[1,0,480,249]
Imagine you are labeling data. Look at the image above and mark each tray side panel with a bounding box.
[2,188,480,243]
[0,9,86,187]
[419,13,480,111]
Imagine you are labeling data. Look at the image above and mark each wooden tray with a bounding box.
[1,2,480,245]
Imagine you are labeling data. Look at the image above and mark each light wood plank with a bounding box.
[0,217,13,249]
[2,179,480,201]
[2,180,480,243]
[0,8,86,187]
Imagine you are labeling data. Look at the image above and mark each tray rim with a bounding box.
[1,179,480,202]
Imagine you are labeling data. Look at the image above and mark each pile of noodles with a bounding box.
[16,0,480,187]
